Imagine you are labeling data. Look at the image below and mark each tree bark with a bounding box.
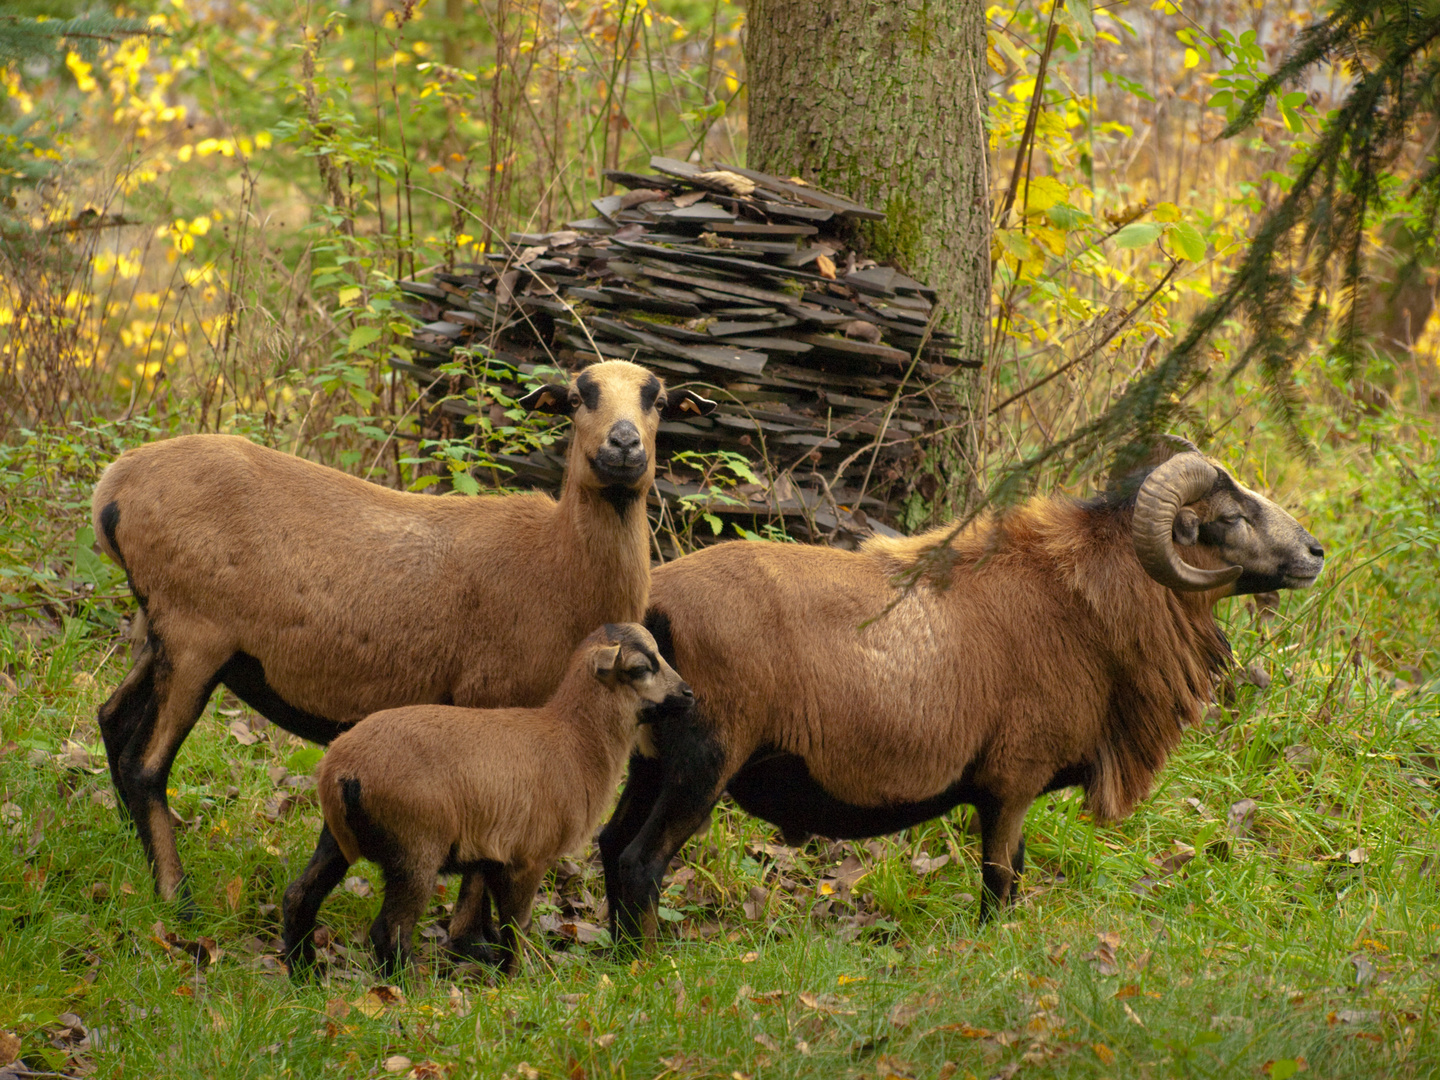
[746,0,991,363]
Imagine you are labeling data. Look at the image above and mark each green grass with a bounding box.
[2,417,1437,1080]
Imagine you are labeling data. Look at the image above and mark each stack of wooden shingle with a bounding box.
[392,156,975,541]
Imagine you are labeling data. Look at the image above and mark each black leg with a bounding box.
[97,642,155,821]
[613,756,728,945]
[281,824,351,976]
[369,862,438,977]
[486,861,547,977]
[447,869,498,965]
[598,751,664,940]
[976,798,1029,923]
[115,635,228,907]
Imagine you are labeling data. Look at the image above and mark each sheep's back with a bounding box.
[95,434,561,721]
[650,538,1116,808]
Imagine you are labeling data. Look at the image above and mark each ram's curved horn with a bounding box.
[1132,453,1243,592]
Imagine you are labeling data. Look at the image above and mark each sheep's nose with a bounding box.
[680,683,694,698]
[605,421,642,454]
[1309,542,1325,559]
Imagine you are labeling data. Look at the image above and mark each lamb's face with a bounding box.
[518,361,716,503]
[593,623,692,706]
[1187,468,1326,595]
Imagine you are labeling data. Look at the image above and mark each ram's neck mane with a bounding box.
[866,494,1231,820]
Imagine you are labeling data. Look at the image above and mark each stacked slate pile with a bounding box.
[392,156,977,541]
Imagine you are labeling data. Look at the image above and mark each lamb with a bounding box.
[599,440,1326,939]
[91,359,715,904]
[281,622,691,976]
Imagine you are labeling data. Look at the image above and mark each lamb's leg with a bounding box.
[117,631,230,906]
[487,861,548,977]
[97,639,154,819]
[598,751,664,939]
[370,861,439,977]
[446,868,497,965]
[977,797,1031,922]
[281,824,352,976]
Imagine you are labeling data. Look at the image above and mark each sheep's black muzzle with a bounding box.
[590,420,649,487]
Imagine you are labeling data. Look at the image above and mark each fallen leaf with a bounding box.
[1122,1002,1145,1027]
[798,991,855,1015]
[1332,1008,1380,1025]
[344,876,373,898]
[354,986,404,1018]
[325,999,350,1021]
[1085,931,1121,976]
[1093,1042,1115,1065]
[910,851,951,876]
[1113,983,1139,999]
[888,1000,923,1028]
[410,1062,448,1079]
[741,884,769,921]
[874,1054,917,1079]
[383,1057,413,1075]
[224,875,243,911]
[1227,798,1258,838]
[740,951,759,964]
[0,1031,19,1067]
[815,254,837,280]
[227,720,259,746]
[1153,842,1196,876]
[753,1033,779,1052]
[594,1033,616,1049]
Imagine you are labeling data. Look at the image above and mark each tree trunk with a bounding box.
[746,0,991,363]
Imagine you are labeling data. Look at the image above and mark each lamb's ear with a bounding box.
[592,644,622,683]
[660,388,718,420]
[518,383,577,416]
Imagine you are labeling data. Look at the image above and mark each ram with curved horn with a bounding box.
[601,438,1325,938]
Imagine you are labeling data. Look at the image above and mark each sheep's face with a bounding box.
[593,623,693,706]
[519,361,716,506]
[1181,467,1325,595]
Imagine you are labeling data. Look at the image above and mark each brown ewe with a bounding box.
[281,623,690,975]
[600,441,1325,938]
[91,360,714,904]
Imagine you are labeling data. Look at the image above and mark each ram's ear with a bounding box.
[592,644,622,684]
[518,383,577,416]
[1173,507,1201,546]
[660,388,718,420]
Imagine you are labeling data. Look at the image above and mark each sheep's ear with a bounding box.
[1173,507,1201,546]
[518,383,577,416]
[592,644,622,683]
[660,388,718,420]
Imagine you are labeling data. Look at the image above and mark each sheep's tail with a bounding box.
[317,771,364,864]
[91,459,127,567]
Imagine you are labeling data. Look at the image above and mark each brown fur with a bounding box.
[281,624,689,975]
[601,450,1324,933]
[90,360,714,902]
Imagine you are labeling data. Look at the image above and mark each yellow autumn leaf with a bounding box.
[1184,48,1200,68]
[1152,201,1182,223]
[1022,175,1068,213]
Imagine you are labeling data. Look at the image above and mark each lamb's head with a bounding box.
[591,622,692,706]
[1130,446,1325,595]
[519,360,716,504]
